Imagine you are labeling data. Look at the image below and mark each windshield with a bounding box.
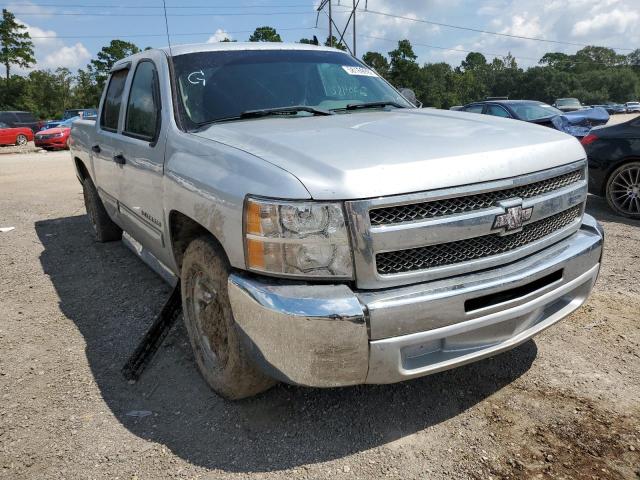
[627,102,640,106]
[58,116,80,127]
[556,98,581,107]
[511,103,562,120]
[172,49,411,127]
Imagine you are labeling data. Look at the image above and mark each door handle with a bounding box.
[113,154,126,165]
[91,144,101,153]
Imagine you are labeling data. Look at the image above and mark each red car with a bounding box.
[34,117,76,150]
[0,122,34,146]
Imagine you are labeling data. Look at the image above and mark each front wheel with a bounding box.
[16,134,27,146]
[181,236,276,399]
[605,161,640,219]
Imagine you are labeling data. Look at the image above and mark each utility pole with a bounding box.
[316,0,360,56]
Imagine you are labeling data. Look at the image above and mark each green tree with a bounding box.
[249,26,281,42]
[388,40,420,93]
[460,52,488,72]
[324,35,347,51]
[89,39,140,90]
[362,51,390,78]
[298,36,318,45]
[71,68,101,108]
[0,9,35,89]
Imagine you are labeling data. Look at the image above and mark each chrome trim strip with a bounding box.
[345,160,587,289]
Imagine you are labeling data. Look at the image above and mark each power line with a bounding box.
[356,9,636,52]
[1,2,316,7]
[12,10,315,16]
[27,26,317,39]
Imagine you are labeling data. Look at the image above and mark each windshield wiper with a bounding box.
[192,106,333,131]
[240,106,333,118]
[342,101,406,111]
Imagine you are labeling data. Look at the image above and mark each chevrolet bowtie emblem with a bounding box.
[492,205,533,233]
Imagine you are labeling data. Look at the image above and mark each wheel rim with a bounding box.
[16,135,26,145]
[190,270,229,369]
[610,165,640,215]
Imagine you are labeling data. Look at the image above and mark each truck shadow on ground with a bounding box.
[36,214,538,473]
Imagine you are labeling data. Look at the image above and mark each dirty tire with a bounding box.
[16,134,27,146]
[605,161,640,219]
[82,176,122,242]
[181,236,276,400]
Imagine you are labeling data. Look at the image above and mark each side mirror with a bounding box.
[400,88,422,108]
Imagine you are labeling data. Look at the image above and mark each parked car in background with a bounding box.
[581,116,640,218]
[460,100,563,126]
[34,116,78,150]
[40,119,63,130]
[459,100,608,137]
[63,108,97,120]
[0,111,41,132]
[0,121,34,146]
[553,98,583,112]
[592,103,625,115]
[625,102,640,113]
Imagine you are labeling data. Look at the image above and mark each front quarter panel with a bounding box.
[163,129,312,272]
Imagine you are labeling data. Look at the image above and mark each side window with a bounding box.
[100,68,129,132]
[124,61,160,141]
[485,105,511,118]
[464,105,484,114]
[0,122,7,128]
[16,112,35,122]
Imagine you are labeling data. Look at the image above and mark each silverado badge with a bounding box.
[492,204,533,234]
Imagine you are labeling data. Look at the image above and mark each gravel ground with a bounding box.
[0,151,639,480]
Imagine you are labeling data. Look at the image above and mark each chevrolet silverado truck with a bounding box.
[70,43,604,399]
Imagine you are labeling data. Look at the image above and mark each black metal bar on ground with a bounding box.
[122,282,182,382]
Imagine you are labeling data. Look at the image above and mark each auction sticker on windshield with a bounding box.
[341,65,378,77]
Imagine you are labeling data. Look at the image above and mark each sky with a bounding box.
[4,0,640,74]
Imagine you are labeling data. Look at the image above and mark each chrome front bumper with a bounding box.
[227,214,603,387]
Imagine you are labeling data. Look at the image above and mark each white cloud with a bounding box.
[339,0,640,67]
[207,29,232,43]
[41,43,91,70]
[572,9,639,37]
[13,19,92,72]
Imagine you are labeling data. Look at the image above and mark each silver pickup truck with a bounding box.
[70,43,604,399]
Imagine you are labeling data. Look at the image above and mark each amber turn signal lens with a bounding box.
[246,199,262,235]
[246,238,265,269]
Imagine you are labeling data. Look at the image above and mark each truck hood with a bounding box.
[193,109,586,200]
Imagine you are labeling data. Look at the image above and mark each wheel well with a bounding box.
[169,211,225,272]
[74,157,90,181]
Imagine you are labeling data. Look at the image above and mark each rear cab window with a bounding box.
[100,68,129,132]
[124,60,161,142]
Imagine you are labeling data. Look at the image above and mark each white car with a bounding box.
[625,102,640,113]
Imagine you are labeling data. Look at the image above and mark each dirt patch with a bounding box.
[0,152,639,479]
[0,141,42,155]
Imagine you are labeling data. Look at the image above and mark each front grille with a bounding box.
[376,205,581,275]
[369,169,582,226]
[37,134,57,140]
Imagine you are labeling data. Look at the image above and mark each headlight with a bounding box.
[244,197,353,279]
[56,132,65,137]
